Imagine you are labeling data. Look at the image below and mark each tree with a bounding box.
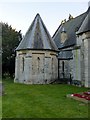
[2,22,22,77]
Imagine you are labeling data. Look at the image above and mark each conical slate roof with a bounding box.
[16,14,58,51]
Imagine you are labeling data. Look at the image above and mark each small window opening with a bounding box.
[62,61,64,72]
[37,57,40,60]
[22,57,24,72]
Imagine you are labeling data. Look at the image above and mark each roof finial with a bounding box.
[68,14,73,20]
[36,13,40,17]
[61,19,66,24]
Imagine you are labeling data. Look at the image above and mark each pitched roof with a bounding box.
[53,10,87,49]
[77,7,90,34]
[16,14,58,51]
[58,50,73,60]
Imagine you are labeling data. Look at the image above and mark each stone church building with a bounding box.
[15,6,90,87]
[14,14,58,84]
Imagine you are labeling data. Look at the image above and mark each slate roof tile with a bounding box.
[16,14,58,51]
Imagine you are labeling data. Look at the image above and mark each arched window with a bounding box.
[22,57,24,72]
[62,61,64,72]
[37,57,40,71]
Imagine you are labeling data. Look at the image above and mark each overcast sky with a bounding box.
[0,1,89,36]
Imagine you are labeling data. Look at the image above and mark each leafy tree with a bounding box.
[2,22,22,77]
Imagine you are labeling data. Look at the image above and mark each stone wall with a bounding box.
[82,32,90,87]
[73,49,81,81]
[59,59,73,79]
[74,31,90,87]
[88,38,90,87]
[14,50,58,84]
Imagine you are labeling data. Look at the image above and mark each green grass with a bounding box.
[0,80,2,119]
[0,96,2,119]
[2,78,89,118]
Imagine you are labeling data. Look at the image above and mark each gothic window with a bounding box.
[62,61,64,72]
[22,57,24,72]
[62,61,65,78]
[37,57,40,71]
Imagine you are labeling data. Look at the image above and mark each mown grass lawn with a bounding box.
[2,78,89,118]
[0,81,2,119]
[0,96,2,119]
